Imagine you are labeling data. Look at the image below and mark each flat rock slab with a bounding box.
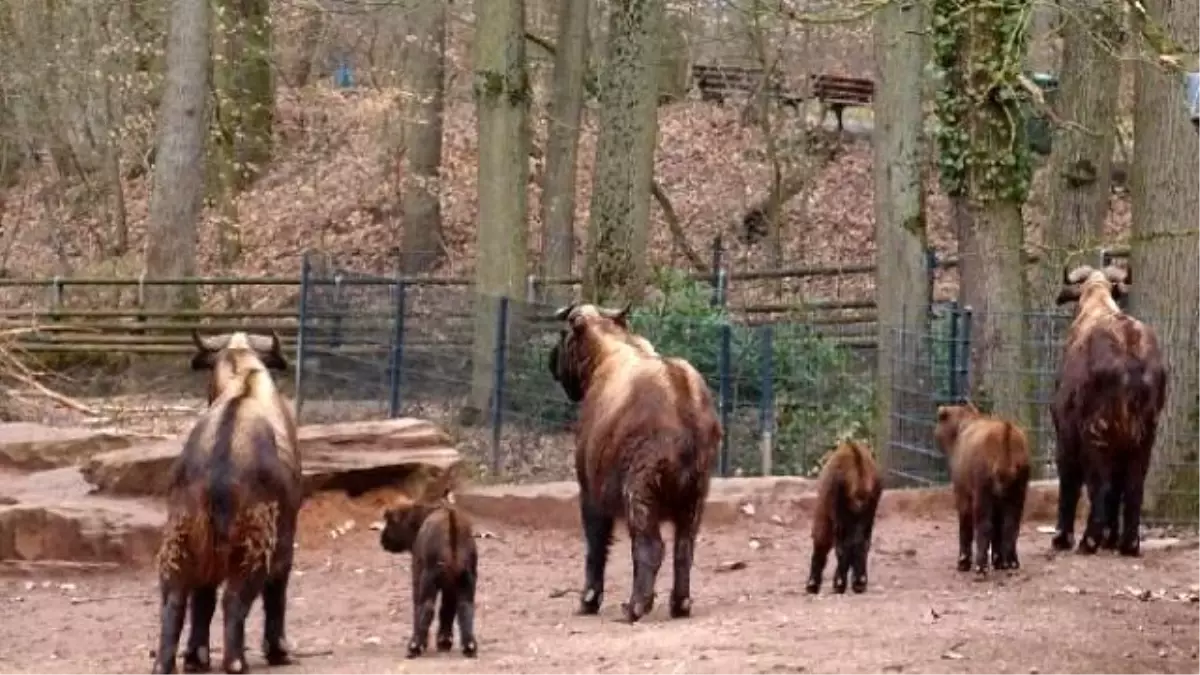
[0,423,164,472]
[455,478,1063,530]
[80,417,461,498]
[0,468,164,565]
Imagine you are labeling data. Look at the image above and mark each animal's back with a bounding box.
[415,506,477,585]
[819,441,880,514]
[576,355,719,514]
[953,417,1030,496]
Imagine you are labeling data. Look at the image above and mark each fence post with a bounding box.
[331,273,344,349]
[524,274,538,304]
[136,272,147,328]
[924,248,938,317]
[48,276,63,322]
[294,253,312,419]
[387,281,408,418]
[957,305,974,402]
[946,301,960,403]
[758,324,775,477]
[710,235,724,307]
[718,321,733,476]
[490,296,510,476]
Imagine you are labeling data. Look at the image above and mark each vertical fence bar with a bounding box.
[294,253,312,419]
[924,248,938,317]
[718,321,733,476]
[490,296,510,475]
[48,276,62,322]
[946,301,960,403]
[758,324,775,477]
[387,281,408,418]
[330,274,344,349]
[710,235,724,306]
[957,305,974,402]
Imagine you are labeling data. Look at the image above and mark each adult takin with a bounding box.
[934,403,1031,574]
[548,302,722,623]
[152,332,302,675]
[379,477,479,659]
[1051,264,1166,556]
[805,439,883,594]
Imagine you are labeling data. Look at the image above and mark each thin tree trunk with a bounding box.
[144,0,210,309]
[1026,5,1060,72]
[293,6,325,87]
[398,0,447,274]
[213,0,272,192]
[1129,0,1199,519]
[872,0,929,481]
[468,0,531,423]
[539,0,590,305]
[583,0,664,305]
[1028,0,1122,474]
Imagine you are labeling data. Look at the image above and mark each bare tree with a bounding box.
[872,0,929,475]
[539,0,590,304]
[583,0,665,305]
[1128,0,1199,519]
[212,0,273,193]
[144,0,211,309]
[468,0,531,421]
[398,0,448,274]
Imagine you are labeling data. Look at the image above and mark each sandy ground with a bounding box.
[0,501,1196,675]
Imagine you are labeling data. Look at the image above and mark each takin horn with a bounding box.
[599,303,633,323]
[553,303,577,321]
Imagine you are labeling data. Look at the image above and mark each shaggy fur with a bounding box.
[934,403,1031,574]
[1051,264,1166,557]
[549,303,722,623]
[805,440,883,594]
[380,487,478,659]
[152,332,302,675]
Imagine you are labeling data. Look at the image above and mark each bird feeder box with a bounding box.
[1185,72,1199,130]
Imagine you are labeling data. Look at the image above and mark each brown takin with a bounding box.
[379,477,478,659]
[152,332,302,675]
[548,302,722,623]
[934,403,1031,574]
[805,440,884,594]
[1051,264,1166,556]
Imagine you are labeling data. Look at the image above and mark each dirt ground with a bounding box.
[0,495,1196,675]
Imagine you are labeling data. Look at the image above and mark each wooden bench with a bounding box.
[810,74,875,131]
[692,64,802,110]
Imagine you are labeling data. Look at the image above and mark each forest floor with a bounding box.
[0,490,1195,675]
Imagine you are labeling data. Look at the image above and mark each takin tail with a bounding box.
[990,422,1027,496]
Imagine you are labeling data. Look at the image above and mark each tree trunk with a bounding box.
[144,0,210,309]
[872,0,929,480]
[1026,5,1060,72]
[1129,0,1199,520]
[398,0,447,274]
[1028,0,1122,474]
[292,7,325,87]
[468,0,531,424]
[213,0,273,193]
[583,0,664,305]
[539,0,590,305]
[933,0,1034,432]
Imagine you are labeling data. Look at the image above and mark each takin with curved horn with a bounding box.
[1050,264,1166,557]
[548,302,721,623]
[152,332,302,674]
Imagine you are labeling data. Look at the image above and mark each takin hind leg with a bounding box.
[407,564,439,658]
[1000,479,1028,571]
[436,587,458,652]
[578,497,614,615]
[1052,452,1082,552]
[220,575,267,674]
[260,568,294,666]
[971,493,995,576]
[1118,454,1150,557]
[956,508,974,572]
[622,513,665,623]
[1101,468,1125,551]
[152,583,189,674]
[183,585,217,673]
[669,507,702,618]
[1079,469,1112,555]
[456,558,479,658]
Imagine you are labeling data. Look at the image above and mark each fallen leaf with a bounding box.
[1062,585,1082,595]
[740,502,756,516]
[941,650,965,661]
[716,560,748,572]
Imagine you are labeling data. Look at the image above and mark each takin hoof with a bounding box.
[436,635,454,652]
[805,578,820,595]
[831,578,847,595]
[262,640,292,667]
[973,563,988,578]
[462,639,478,658]
[1101,532,1121,550]
[406,641,425,659]
[851,577,868,594]
[221,656,248,675]
[621,596,654,623]
[1118,539,1141,557]
[1077,535,1100,555]
[182,647,211,673]
[151,657,177,675]
[1050,531,1074,551]
[669,594,692,619]
[577,589,602,616]
[956,556,972,572]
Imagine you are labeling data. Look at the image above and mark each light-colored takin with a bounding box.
[152,331,302,675]
[1051,264,1166,556]
[548,303,722,623]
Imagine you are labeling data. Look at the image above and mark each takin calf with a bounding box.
[152,332,302,675]
[805,439,883,594]
[549,303,722,623]
[934,403,1031,574]
[380,486,478,659]
[1051,264,1166,556]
